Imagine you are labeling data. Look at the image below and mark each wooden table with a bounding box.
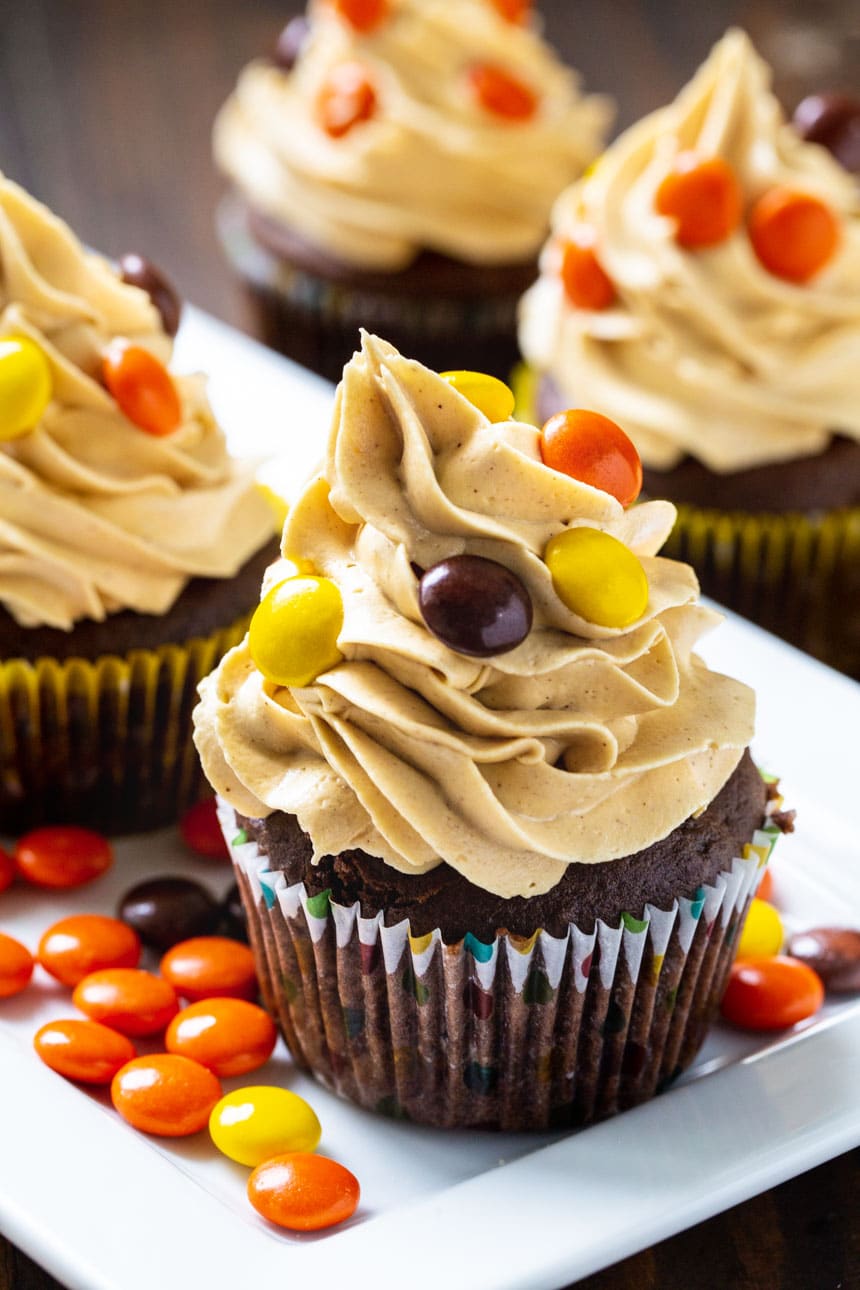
[0,3,857,1288]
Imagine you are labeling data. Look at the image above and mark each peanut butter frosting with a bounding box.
[0,176,274,631]
[194,333,754,899]
[214,0,611,271]
[519,29,860,473]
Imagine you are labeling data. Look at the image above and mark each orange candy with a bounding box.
[558,227,615,310]
[166,997,277,1077]
[160,937,258,1003]
[748,187,840,283]
[102,340,181,436]
[111,1053,222,1137]
[34,1019,136,1085]
[331,0,389,32]
[38,915,141,987]
[0,932,34,999]
[756,867,774,903]
[541,409,642,507]
[655,153,743,249]
[248,1153,360,1232]
[490,0,533,21]
[720,955,825,1031]
[15,826,113,890]
[0,848,15,893]
[317,63,377,139]
[73,968,179,1036]
[180,798,229,861]
[469,63,537,121]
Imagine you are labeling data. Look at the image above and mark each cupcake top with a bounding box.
[214,0,611,272]
[0,176,274,631]
[194,333,754,900]
[519,29,860,473]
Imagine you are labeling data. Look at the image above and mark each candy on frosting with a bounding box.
[519,29,860,473]
[0,176,274,630]
[194,333,754,899]
[214,0,611,271]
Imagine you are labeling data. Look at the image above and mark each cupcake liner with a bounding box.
[221,803,782,1131]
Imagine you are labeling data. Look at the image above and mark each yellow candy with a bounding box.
[0,337,52,441]
[440,370,515,423]
[209,1085,321,1167]
[736,897,784,960]
[249,575,343,687]
[545,527,648,628]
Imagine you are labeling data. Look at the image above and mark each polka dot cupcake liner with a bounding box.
[222,804,782,1131]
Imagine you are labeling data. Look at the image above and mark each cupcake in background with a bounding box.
[214,0,611,383]
[0,175,278,834]
[519,29,860,675]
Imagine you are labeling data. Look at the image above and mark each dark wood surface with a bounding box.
[0,3,857,1288]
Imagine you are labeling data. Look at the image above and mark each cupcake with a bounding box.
[193,332,788,1130]
[518,29,860,675]
[0,175,278,834]
[213,0,610,383]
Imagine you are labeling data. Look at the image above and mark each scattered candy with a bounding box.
[419,555,533,657]
[655,153,743,248]
[102,339,182,436]
[787,927,860,994]
[756,867,774,902]
[544,528,648,628]
[440,370,515,422]
[118,254,182,337]
[15,826,113,890]
[248,1153,360,1232]
[540,409,642,507]
[273,15,310,71]
[331,0,389,32]
[34,1019,136,1085]
[111,1054,222,1137]
[0,847,15,893]
[0,932,34,999]
[748,187,840,283]
[220,882,249,943]
[249,576,344,688]
[38,915,141,987]
[73,968,179,1036]
[793,93,860,173]
[736,898,783,960]
[317,63,377,139]
[118,876,221,951]
[469,63,537,121]
[160,937,258,1003]
[166,998,277,1077]
[0,336,53,442]
[720,955,824,1031]
[180,799,229,861]
[490,0,533,22]
[210,1086,321,1166]
[558,227,615,311]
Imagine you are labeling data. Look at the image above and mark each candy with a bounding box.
[440,371,515,422]
[111,1054,222,1137]
[38,915,141,987]
[331,0,389,32]
[655,153,743,248]
[249,576,344,688]
[0,336,52,441]
[469,64,537,121]
[558,227,615,311]
[118,876,220,951]
[544,528,648,628]
[317,63,377,139]
[180,798,229,860]
[273,15,310,71]
[490,0,533,22]
[787,927,860,994]
[220,882,249,943]
[0,932,34,999]
[73,968,179,1036]
[34,1019,136,1085]
[210,1086,321,1166]
[720,955,824,1031]
[118,254,182,337]
[15,826,113,889]
[793,94,860,173]
[540,409,642,507]
[756,867,774,902]
[160,937,258,1003]
[102,339,182,436]
[736,898,783,960]
[166,998,277,1077]
[0,847,15,893]
[419,555,533,657]
[248,1153,359,1231]
[748,187,840,283]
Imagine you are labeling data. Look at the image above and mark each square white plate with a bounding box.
[1,311,859,1290]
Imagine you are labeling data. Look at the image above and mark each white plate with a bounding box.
[1,311,859,1290]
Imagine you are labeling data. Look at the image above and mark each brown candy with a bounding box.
[273,16,310,72]
[118,876,219,952]
[787,927,860,994]
[119,253,182,337]
[793,94,860,174]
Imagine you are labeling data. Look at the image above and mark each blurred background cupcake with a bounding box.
[213,0,611,383]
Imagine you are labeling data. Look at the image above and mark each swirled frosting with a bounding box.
[194,333,754,898]
[214,0,611,271]
[0,176,274,630]
[519,29,860,472]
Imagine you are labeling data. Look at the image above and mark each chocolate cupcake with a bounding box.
[194,333,787,1130]
[213,0,610,383]
[0,175,278,834]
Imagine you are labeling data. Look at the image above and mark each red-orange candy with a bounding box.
[160,937,258,1003]
[179,798,229,861]
[165,997,277,1077]
[331,0,389,32]
[720,955,824,1031]
[559,227,615,310]
[0,848,15,893]
[317,62,377,138]
[540,409,642,506]
[15,826,113,889]
[111,1054,222,1137]
[748,187,840,283]
[0,932,33,999]
[102,340,182,436]
[73,968,179,1036]
[469,63,537,121]
[34,1019,136,1084]
[655,153,743,248]
[490,0,533,21]
[248,1153,360,1232]
[38,915,141,987]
